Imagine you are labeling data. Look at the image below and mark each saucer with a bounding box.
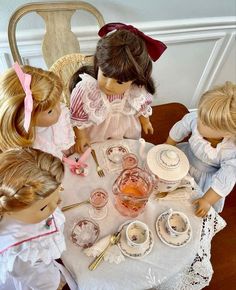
[156,211,192,248]
[71,218,100,248]
[117,221,154,259]
[106,145,128,164]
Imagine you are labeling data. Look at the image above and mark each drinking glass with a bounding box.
[89,188,108,220]
[122,153,138,169]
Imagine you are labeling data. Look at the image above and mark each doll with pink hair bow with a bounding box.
[0,63,75,159]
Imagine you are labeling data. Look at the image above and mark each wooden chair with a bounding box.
[8,1,105,68]
[50,52,93,106]
[142,102,189,144]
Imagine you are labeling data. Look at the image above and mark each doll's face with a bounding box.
[197,119,231,139]
[97,68,133,95]
[6,185,63,224]
[35,101,61,127]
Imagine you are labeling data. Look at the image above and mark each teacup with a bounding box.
[126,220,149,248]
[165,209,190,237]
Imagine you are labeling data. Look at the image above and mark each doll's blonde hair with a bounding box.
[198,81,236,137]
[0,65,63,152]
[0,148,64,215]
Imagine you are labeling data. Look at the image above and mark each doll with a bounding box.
[0,63,75,158]
[0,148,76,290]
[166,81,236,217]
[69,22,167,152]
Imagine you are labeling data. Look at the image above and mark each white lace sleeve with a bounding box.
[128,85,153,117]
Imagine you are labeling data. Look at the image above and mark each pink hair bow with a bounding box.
[13,62,33,132]
[63,147,91,176]
[98,22,167,62]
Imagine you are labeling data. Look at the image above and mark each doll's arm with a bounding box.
[74,127,90,153]
[192,187,222,217]
[165,136,177,146]
[139,115,154,134]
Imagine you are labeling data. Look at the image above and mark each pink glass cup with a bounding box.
[89,188,108,220]
[122,153,138,169]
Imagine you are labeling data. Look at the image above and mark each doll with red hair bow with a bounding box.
[69,22,167,153]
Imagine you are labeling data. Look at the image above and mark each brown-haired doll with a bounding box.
[70,22,167,152]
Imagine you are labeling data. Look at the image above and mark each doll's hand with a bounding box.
[74,136,90,153]
[142,121,154,134]
[192,198,211,217]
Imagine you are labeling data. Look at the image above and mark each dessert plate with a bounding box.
[106,145,128,164]
[117,220,154,259]
[71,218,100,248]
[156,211,192,248]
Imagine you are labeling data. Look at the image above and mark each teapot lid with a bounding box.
[146,144,189,181]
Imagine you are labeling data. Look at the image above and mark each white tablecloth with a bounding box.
[61,139,226,290]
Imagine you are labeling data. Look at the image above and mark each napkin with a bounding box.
[83,234,125,264]
[154,187,195,201]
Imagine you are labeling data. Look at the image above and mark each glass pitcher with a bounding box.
[112,166,154,218]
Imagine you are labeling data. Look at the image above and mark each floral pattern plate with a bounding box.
[117,220,154,259]
[156,211,192,248]
[71,218,100,248]
[106,145,129,164]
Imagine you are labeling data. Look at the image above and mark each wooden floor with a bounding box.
[205,187,236,290]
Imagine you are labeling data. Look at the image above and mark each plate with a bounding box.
[106,145,128,164]
[71,218,100,248]
[156,211,192,248]
[117,220,154,259]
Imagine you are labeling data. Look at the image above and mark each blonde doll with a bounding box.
[69,22,167,152]
[0,63,75,158]
[0,148,76,290]
[166,82,236,217]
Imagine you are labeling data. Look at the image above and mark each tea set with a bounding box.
[70,143,194,262]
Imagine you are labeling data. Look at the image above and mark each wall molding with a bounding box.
[0,16,235,108]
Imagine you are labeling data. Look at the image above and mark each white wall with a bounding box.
[0,0,236,109]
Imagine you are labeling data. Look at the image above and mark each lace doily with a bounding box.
[144,207,226,290]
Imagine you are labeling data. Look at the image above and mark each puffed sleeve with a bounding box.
[10,257,60,290]
[129,86,153,117]
[169,112,197,142]
[211,158,236,197]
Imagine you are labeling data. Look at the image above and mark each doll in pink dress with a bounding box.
[70,22,167,152]
[0,148,76,290]
[0,63,75,159]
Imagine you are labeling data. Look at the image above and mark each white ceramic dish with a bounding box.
[117,220,154,259]
[106,145,128,164]
[156,211,192,248]
[71,218,100,248]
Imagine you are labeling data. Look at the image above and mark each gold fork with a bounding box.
[88,231,121,270]
[91,148,105,177]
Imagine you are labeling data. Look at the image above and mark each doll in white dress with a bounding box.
[0,148,76,290]
[166,81,236,216]
[69,22,167,152]
[0,63,75,158]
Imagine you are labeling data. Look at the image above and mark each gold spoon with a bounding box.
[88,231,121,271]
[61,200,90,212]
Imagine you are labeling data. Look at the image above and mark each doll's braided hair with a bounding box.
[0,148,64,216]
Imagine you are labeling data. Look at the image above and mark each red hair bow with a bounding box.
[98,22,167,62]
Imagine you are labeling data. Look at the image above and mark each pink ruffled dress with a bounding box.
[33,103,75,159]
[70,74,153,143]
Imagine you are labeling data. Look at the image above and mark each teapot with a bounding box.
[146,144,193,193]
[112,165,154,218]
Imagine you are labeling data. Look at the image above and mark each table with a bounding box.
[61,139,226,290]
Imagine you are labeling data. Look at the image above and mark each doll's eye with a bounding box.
[103,73,108,78]
[48,109,52,114]
[117,80,124,84]
[40,204,48,211]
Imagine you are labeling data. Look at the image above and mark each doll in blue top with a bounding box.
[166,81,236,217]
